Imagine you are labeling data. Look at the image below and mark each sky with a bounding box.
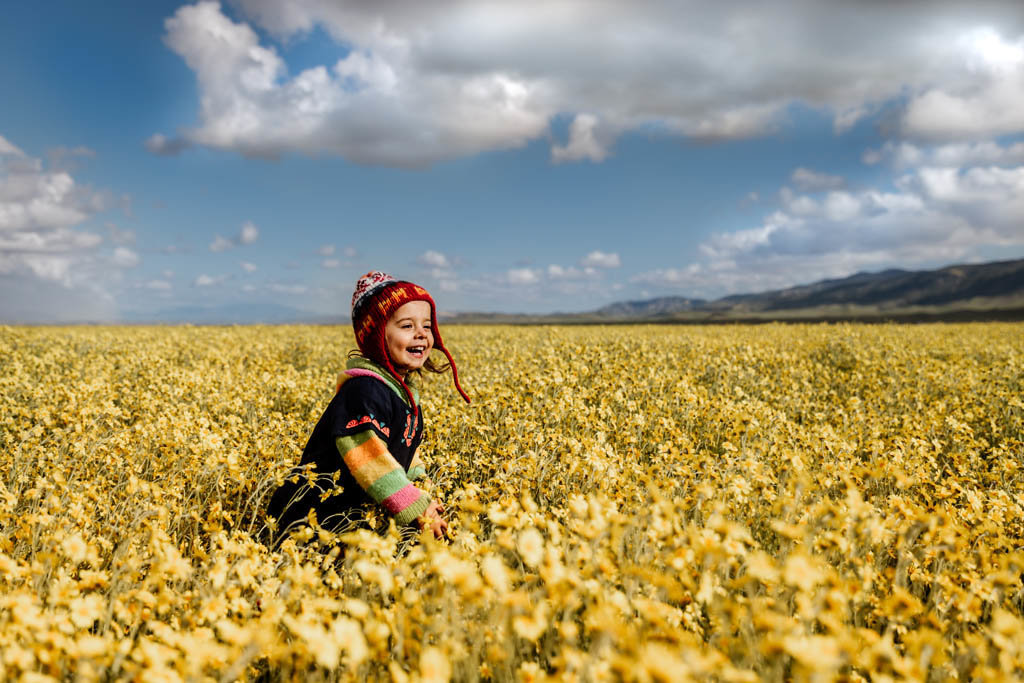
[2,0,1024,321]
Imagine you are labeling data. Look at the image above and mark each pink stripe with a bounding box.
[382,484,423,515]
[345,368,387,382]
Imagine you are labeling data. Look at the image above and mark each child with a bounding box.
[267,271,470,545]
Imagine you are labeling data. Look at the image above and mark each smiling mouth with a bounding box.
[408,346,426,357]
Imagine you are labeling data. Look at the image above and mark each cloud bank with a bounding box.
[632,147,1024,297]
[0,135,122,321]
[152,1,1024,167]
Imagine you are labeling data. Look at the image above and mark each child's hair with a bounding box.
[349,271,470,408]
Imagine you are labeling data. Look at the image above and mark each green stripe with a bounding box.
[346,356,420,407]
[366,468,411,502]
[335,431,373,456]
[394,493,430,526]
[407,465,426,481]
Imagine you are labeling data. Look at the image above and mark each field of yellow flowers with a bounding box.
[1,323,1022,682]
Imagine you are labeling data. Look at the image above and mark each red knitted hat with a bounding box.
[350,271,470,411]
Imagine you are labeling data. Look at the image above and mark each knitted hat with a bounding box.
[351,271,470,411]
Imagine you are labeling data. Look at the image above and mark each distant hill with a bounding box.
[595,296,706,317]
[443,257,1024,324]
[593,257,1024,322]
[708,258,1024,313]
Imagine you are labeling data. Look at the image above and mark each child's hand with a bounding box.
[420,500,448,539]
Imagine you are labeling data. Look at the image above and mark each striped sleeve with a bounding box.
[335,432,430,525]
[407,450,427,482]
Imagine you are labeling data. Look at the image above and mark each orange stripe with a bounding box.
[342,433,390,468]
[348,454,398,487]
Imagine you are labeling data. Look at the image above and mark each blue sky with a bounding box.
[2,1,1024,321]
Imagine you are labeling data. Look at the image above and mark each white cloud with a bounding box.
[906,165,1024,234]
[47,146,97,172]
[0,162,95,233]
[0,135,24,157]
[209,235,233,252]
[0,228,102,254]
[867,140,1024,169]
[209,221,260,251]
[833,105,870,134]
[634,156,1024,297]
[547,264,580,279]
[317,244,335,256]
[902,28,1024,140]
[107,222,136,245]
[547,264,601,280]
[144,133,190,156]
[932,141,1024,167]
[241,261,257,272]
[416,251,462,292]
[112,247,140,268]
[154,2,1024,167]
[0,135,118,321]
[791,167,845,192]
[580,250,621,269]
[158,1,546,166]
[506,267,540,285]
[321,258,339,269]
[239,221,259,244]
[418,250,450,268]
[194,273,227,287]
[780,188,819,216]
[552,114,611,163]
[428,258,613,301]
[142,279,172,291]
[861,148,885,166]
[823,191,862,222]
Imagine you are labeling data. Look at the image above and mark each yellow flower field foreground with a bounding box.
[1,323,1022,682]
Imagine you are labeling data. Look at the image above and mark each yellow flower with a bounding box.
[641,642,689,682]
[782,553,825,592]
[782,635,843,671]
[354,559,395,594]
[517,528,544,568]
[69,594,105,629]
[61,533,89,565]
[283,615,340,670]
[330,616,369,668]
[481,555,511,594]
[513,603,548,642]
[419,646,451,683]
[745,551,780,584]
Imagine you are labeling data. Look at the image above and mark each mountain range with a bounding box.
[447,257,1024,323]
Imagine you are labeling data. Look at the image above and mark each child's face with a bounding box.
[385,300,434,376]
